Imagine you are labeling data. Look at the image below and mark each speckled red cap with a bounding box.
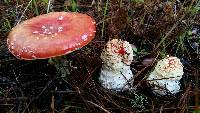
[7,12,96,60]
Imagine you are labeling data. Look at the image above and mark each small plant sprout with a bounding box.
[130,92,147,112]
[99,39,135,91]
[147,55,184,95]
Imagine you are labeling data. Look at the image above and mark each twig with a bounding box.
[86,100,111,113]
[155,14,185,50]
[47,0,54,13]
[51,95,55,113]
[22,80,53,113]
[16,0,33,25]
[0,97,28,102]
[60,106,71,113]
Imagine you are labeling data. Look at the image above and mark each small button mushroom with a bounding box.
[99,39,136,91]
[7,12,96,60]
[147,56,184,95]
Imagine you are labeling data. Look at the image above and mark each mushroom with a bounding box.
[7,12,96,60]
[99,39,135,91]
[147,56,184,95]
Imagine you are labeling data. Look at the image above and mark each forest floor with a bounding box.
[0,0,200,113]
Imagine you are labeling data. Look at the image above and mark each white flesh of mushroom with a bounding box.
[147,56,184,95]
[99,39,134,91]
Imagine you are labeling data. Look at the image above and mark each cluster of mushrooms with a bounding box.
[7,12,184,96]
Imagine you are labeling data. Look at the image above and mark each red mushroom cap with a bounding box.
[7,12,96,60]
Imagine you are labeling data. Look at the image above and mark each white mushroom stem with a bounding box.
[99,39,135,91]
[147,56,184,95]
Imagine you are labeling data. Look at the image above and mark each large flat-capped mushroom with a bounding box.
[7,12,96,60]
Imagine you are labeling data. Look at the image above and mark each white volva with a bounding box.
[99,39,135,91]
[147,56,184,95]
